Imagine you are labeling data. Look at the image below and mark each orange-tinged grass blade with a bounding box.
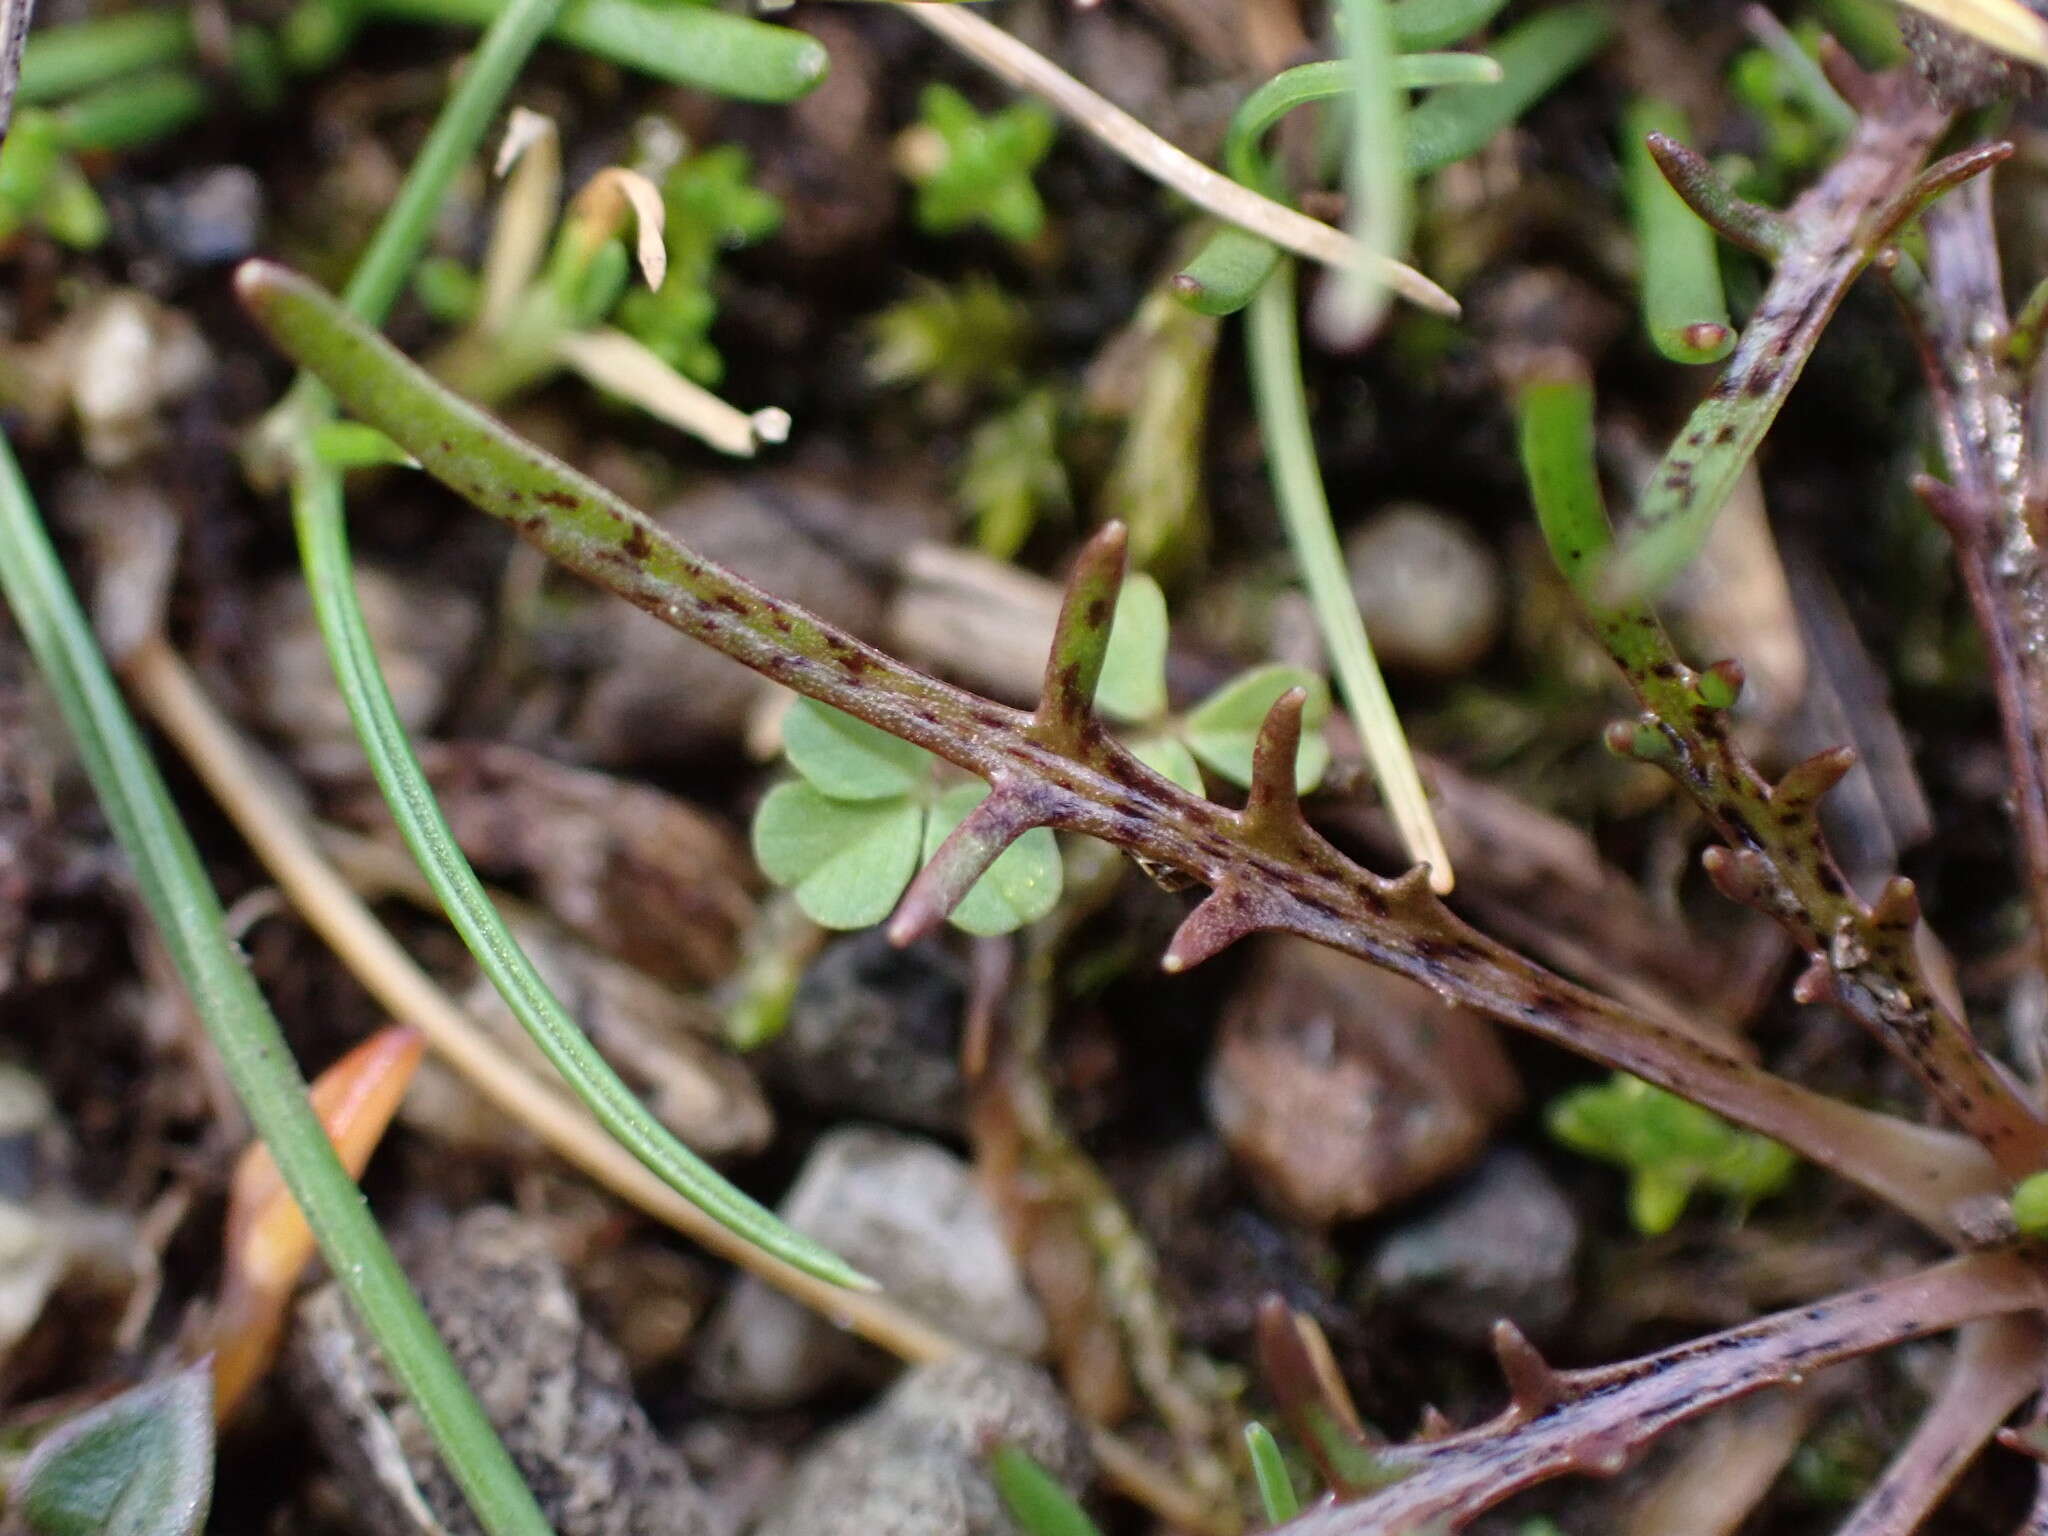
[211,1027,424,1418]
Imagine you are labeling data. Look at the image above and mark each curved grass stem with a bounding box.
[1247,262,1453,891]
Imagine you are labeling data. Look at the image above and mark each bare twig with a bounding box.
[1893,172,2048,967]
[895,3,1460,317]
[237,258,2006,1236]
[1270,1251,2048,1536]
[1831,1315,2048,1536]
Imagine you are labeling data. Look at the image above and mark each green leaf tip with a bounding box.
[988,1445,1102,1536]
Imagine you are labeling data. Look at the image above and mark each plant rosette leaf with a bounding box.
[760,698,1064,933]
[1129,732,1206,795]
[14,1360,214,1536]
[907,82,1055,243]
[1180,663,1332,791]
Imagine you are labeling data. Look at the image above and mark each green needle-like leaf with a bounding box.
[924,783,1063,935]
[1182,664,1332,791]
[1245,1421,1302,1526]
[754,783,925,929]
[784,695,931,800]
[1625,99,1735,366]
[1095,573,1172,724]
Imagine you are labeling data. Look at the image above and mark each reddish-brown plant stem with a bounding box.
[1269,1251,2048,1536]
[234,259,2000,1234]
[1831,1315,2047,1535]
[1895,172,2048,967]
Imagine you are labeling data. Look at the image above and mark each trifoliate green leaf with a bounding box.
[1181,664,1331,792]
[1128,733,1205,795]
[1095,574,1171,725]
[782,695,931,801]
[752,781,922,929]
[925,783,1063,936]
[15,1360,214,1536]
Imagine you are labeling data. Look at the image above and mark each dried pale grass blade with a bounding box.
[1895,0,2048,66]
[567,165,669,291]
[555,327,787,453]
[480,107,562,331]
[899,2,1459,316]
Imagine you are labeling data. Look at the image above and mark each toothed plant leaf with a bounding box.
[14,1361,214,1536]
[1182,664,1331,791]
[926,784,1062,935]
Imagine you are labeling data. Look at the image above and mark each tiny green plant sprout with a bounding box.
[1547,1073,1800,1235]
[898,82,1056,244]
[751,572,1330,935]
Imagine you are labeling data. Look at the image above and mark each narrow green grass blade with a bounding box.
[988,1446,1103,1536]
[1513,360,1673,678]
[265,0,867,1291]
[1325,0,1408,336]
[0,437,556,1536]
[1180,51,1495,315]
[291,474,871,1292]
[19,12,193,104]
[1174,223,1283,315]
[1404,1,1613,175]
[364,0,828,102]
[1247,261,1450,887]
